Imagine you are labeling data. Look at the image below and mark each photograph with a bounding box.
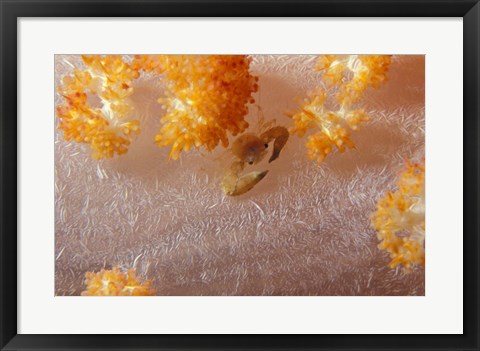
[2,0,476,347]
[54,54,425,296]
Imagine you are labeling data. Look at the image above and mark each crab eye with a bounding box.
[248,161,253,165]
[264,143,268,148]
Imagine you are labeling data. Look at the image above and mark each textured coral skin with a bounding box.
[55,55,425,296]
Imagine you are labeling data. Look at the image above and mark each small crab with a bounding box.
[221,120,289,196]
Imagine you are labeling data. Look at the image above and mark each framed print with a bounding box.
[1,0,478,350]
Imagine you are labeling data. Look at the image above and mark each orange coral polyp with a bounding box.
[372,161,425,271]
[81,267,156,296]
[56,55,141,159]
[289,55,391,164]
[315,55,392,106]
[134,55,259,160]
[290,89,361,162]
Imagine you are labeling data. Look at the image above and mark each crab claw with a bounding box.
[260,126,289,163]
[222,170,269,196]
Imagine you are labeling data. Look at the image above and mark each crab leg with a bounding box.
[260,126,289,163]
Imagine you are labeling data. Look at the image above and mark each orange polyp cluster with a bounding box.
[133,55,259,160]
[289,88,368,164]
[290,55,391,164]
[315,55,346,87]
[56,55,141,159]
[81,267,156,296]
[327,55,392,106]
[371,161,425,271]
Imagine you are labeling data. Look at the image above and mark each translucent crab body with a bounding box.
[221,124,289,196]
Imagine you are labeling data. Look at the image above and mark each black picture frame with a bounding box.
[1,0,478,350]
